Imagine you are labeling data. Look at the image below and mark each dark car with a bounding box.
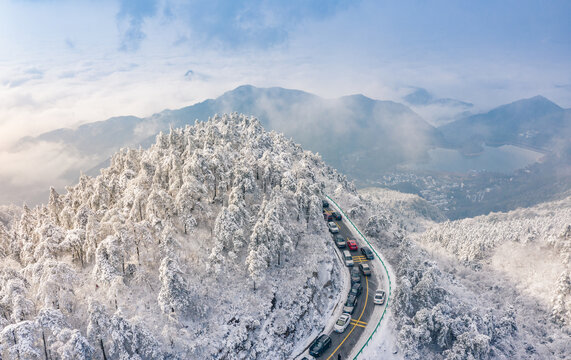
[359,263,372,276]
[309,334,332,357]
[350,282,362,297]
[322,200,329,208]
[323,213,333,222]
[343,294,358,314]
[361,247,374,260]
[334,235,346,248]
[351,268,361,284]
[331,211,342,221]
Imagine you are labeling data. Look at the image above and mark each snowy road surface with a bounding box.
[318,212,381,360]
[296,198,392,360]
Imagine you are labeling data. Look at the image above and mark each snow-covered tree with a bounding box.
[0,113,357,359]
[158,257,192,317]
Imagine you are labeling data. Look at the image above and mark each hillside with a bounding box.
[439,95,571,155]
[331,189,571,359]
[0,114,354,359]
[357,187,446,232]
[420,195,571,326]
[170,85,443,180]
[9,85,442,205]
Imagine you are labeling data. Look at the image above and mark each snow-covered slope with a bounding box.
[421,196,571,326]
[358,187,445,231]
[0,114,355,359]
[332,188,571,359]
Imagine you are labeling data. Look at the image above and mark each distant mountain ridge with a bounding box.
[15,85,443,183]
[1,114,350,358]
[8,86,570,207]
[439,95,571,155]
[404,87,473,108]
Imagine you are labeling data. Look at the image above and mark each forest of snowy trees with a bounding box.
[331,188,570,359]
[1,112,568,359]
[0,114,355,359]
[420,196,571,329]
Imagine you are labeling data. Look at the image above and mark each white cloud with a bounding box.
[0,0,570,206]
[0,141,97,205]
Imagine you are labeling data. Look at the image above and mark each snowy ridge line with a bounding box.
[325,196,393,360]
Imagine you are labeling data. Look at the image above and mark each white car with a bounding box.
[374,289,386,305]
[334,313,351,333]
[327,221,339,233]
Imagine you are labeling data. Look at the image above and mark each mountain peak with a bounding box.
[493,95,562,116]
[0,113,350,359]
[404,87,473,108]
[403,88,434,105]
[439,94,567,152]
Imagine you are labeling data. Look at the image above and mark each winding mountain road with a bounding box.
[296,197,394,359]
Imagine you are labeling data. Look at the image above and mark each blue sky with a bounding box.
[0,0,570,144]
[0,0,569,204]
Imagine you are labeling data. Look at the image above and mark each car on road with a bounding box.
[350,268,361,284]
[334,313,351,333]
[350,282,362,297]
[359,263,372,276]
[343,250,354,267]
[331,211,342,221]
[334,235,346,248]
[309,334,332,357]
[361,247,374,260]
[347,239,358,251]
[323,213,333,221]
[374,289,386,305]
[327,222,339,233]
[322,200,329,208]
[343,294,358,314]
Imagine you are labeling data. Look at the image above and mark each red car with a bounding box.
[347,240,358,251]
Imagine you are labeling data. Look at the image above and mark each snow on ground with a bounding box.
[2,113,569,359]
[292,230,351,360]
[419,194,571,325]
[357,312,401,360]
[358,187,446,231]
[0,115,359,359]
[326,186,571,359]
[326,197,399,359]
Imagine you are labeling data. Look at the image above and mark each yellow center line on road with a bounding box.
[326,274,369,360]
[349,322,367,329]
[350,319,367,325]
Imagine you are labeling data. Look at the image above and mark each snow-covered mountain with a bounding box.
[420,195,571,326]
[8,85,442,205]
[0,114,355,359]
[332,188,570,359]
[2,111,569,360]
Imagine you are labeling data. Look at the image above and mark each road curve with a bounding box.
[296,197,393,359]
[318,212,379,360]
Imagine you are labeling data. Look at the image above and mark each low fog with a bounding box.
[1,85,442,205]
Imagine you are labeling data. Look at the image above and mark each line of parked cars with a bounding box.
[308,199,386,358]
[327,221,339,233]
